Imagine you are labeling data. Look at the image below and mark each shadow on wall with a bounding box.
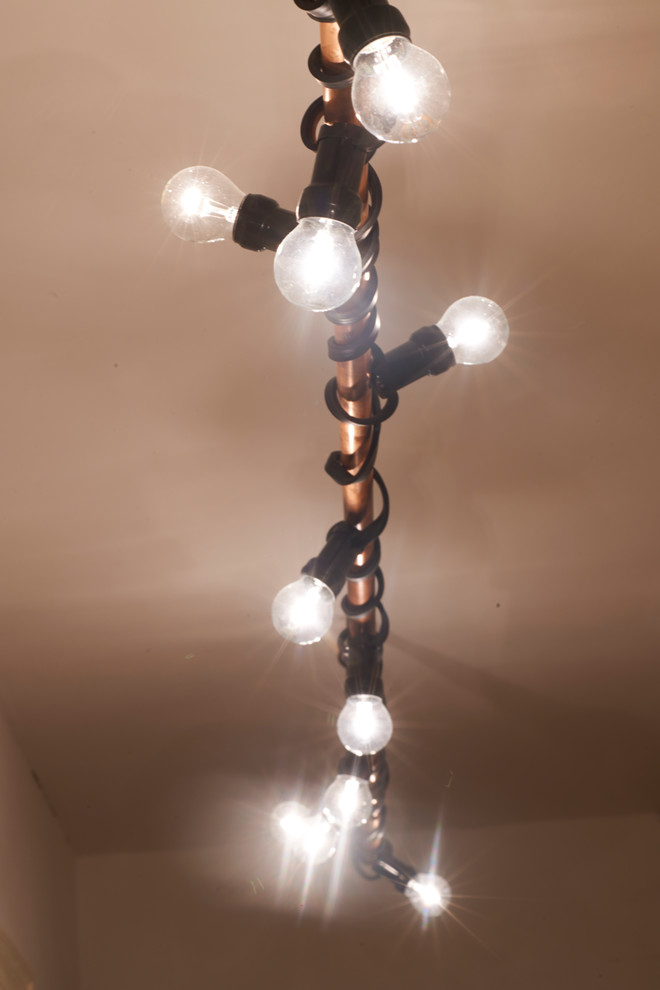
[388,631,660,829]
[76,810,660,990]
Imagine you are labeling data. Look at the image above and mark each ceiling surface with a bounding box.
[1,0,659,938]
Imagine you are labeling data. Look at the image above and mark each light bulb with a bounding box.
[337,694,393,756]
[161,166,245,243]
[272,574,334,645]
[322,774,372,828]
[352,35,450,144]
[272,801,310,842]
[438,295,509,365]
[273,217,362,312]
[405,873,451,917]
[296,814,338,865]
[272,803,338,865]
[295,814,339,866]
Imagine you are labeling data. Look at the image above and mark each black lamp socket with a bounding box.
[328,0,411,65]
[233,194,297,252]
[294,0,335,20]
[337,752,373,780]
[301,521,363,596]
[298,123,379,229]
[374,325,456,396]
[373,846,417,892]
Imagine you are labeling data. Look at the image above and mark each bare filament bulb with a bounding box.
[352,36,451,144]
[161,166,245,243]
[405,873,452,916]
[272,575,334,645]
[438,295,509,365]
[337,694,393,755]
[273,217,362,312]
[272,801,310,842]
[322,774,372,828]
[272,803,338,865]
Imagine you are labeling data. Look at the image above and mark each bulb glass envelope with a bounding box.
[161,166,244,242]
[352,35,450,143]
[272,574,335,644]
[274,217,362,312]
[271,801,310,841]
[337,694,393,755]
[438,295,509,365]
[405,873,451,916]
[322,774,372,827]
[272,802,338,865]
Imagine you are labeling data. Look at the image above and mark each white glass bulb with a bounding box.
[272,803,337,865]
[271,801,310,842]
[273,217,362,312]
[161,166,245,243]
[405,873,451,917]
[352,35,451,144]
[322,774,372,828]
[337,694,393,756]
[438,295,509,365]
[272,574,334,645]
[293,813,338,865]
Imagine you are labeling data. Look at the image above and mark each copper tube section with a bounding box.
[320,23,375,636]
[320,20,345,68]
[320,18,384,858]
[319,22,359,125]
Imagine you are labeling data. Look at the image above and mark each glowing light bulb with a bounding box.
[438,295,509,365]
[272,574,334,645]
[161,166,245,242]
[297,814,338,865]
[322,774,372,828]
[272,803,337,865]
[337,694,393,756]
[272,801,310,842]
[405,873,451,917]
[352,35,450,144]
[273,217,362,312]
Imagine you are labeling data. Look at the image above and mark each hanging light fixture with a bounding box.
[162,0,510,920]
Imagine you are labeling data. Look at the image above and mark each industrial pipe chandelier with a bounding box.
[162,0,509,921]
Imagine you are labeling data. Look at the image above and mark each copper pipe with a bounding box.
[335,315,376,635]
[319,23,376,635]
[320,20,345,68]
[361,751,389,850]
[320,17,385,858]
[319,22,360,125]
